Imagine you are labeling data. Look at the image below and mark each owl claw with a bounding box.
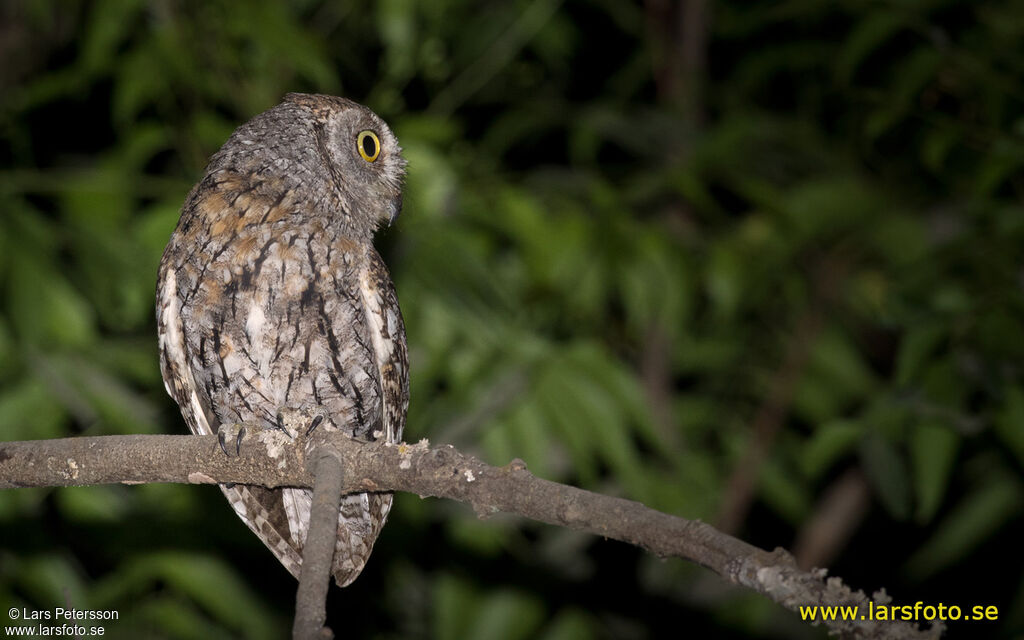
[307,414,324,435]
[275,407,325,440]
[275,411,300,439]
[216,424,246,457]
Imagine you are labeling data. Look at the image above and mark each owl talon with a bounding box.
[216,424,246,457]
[275,407,325,440]
[307,414,324,435]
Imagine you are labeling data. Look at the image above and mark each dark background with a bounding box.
[1,1,1022,638]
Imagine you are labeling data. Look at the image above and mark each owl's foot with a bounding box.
[216,423,247,457]
[275,407,326,440]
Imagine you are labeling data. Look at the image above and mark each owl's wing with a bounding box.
[157,258,214,437]
[321,247,409,586]
[156,210,307,580]
[360,247,410,445]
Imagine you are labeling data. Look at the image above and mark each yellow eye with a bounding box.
[357,130,381,162]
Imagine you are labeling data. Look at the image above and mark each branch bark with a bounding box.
[293,450,345,640]
[0,433,940,640]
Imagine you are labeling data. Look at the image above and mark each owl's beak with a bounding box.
[387,193,403,227]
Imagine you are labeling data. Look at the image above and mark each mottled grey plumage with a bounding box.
[156,93,409,586]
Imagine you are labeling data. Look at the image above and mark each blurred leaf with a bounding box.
[921,127,960,173]
[98,553,278,640]
[904,469,1022,580]
[0,488,50,520]
[13,555,87,611]
[758,454,812,524]
[705,244,742,319]
[87,337,165,387]
[503,398,557,479]
[81,0,143,75]
[909,421,959,523]
[780,177,881,242]
[463,589,545,640]
[535,608,594,640]
[536,369,595,485]
[562,365,644,495]
[617,231,692,341]
[435,573,480,640]
[795,328,876,423]
[112,595,245,640]
[661,450,721,518]
[995,386,1024,466]
[446,515,512,558]
[0,377,68,440]
[863,48,940,140]
[836,11,904,85]
[56,486,130,523]
[41,353,161,434]
[377,0,419,82]
[802,420,863,479]
[860,433,912,520]
[895,324,946,386]
[7,249,96,348]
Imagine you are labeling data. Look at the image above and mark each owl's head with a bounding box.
[209,93,407,240]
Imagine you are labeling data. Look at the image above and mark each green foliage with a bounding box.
[1,0,1022,637]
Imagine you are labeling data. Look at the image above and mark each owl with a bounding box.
[156,93,409,587]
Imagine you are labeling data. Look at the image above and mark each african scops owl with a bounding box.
[156,93,409,586]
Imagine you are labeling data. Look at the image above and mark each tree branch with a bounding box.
[293,450,345,640]
[0,433,940,639]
